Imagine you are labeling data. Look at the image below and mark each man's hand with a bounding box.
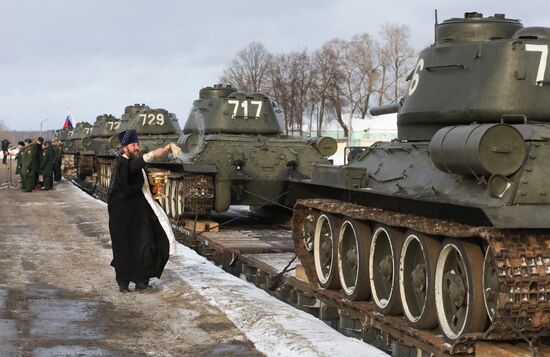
[152,147,166,158]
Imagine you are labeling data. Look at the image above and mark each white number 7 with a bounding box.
[526,44,548,87]
[228,100,239,118]
[251,100,263,118]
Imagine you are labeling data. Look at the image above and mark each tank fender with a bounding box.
[310,164,367,189]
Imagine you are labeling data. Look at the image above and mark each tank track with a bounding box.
[292,198,550,353]
[166,174,214,216]
[62,153,76,179]
[77,154,94,179]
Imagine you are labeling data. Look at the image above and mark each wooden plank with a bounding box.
[182,219,219,233]
[476,342,550,357]
[295,264,309,284]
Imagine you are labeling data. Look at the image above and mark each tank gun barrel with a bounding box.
[370,103,399,116]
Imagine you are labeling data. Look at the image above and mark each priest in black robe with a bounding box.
[107,129,169,292]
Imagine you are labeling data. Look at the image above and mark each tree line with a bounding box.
[0,120,55,146]
[220,24,416,137]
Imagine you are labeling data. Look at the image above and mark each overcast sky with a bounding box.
[2,0,548,131]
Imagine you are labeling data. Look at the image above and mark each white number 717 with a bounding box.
[228,100,263,119]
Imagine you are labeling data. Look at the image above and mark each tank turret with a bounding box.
[63,122,92,154]
[114,104,181,154]
[183,84,283,135]
[390,13,550,140]
[54,127,72,142]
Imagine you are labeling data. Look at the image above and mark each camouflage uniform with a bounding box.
[20,145,37,192]
[52,143,62,181]
[38,144,54,190]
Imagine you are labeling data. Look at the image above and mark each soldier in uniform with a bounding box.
[1,139,9,165]
[33,137,43,188]
[20,139,37,192]
[38,140,54,190]
[52,139,62,181]
[14,141,25,187]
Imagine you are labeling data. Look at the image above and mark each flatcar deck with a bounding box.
[174,220,550,356]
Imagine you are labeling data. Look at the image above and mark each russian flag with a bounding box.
[63,113,74,128]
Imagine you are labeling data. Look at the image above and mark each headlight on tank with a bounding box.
[310,136,338,157]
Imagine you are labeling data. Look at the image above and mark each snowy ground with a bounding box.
[169,249,387,357]
[0,164,387,356]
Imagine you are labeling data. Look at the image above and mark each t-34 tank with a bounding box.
[150,84,337,219]
[62,122,92,178]
[77,114,120,183]
[54,127,72,144]
[94,104,181,199]
[290,12,550,349]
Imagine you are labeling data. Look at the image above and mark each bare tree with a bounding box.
[348,33,380,118]
[269,53,292,134]
[269,50,315,136]
[219,22,416,137]
[220,42,272,93]
[379,24,416,103]
[312,40,348,137]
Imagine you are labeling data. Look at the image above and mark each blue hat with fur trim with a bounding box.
[118,129,139,147]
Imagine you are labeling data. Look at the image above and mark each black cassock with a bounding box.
[107,154,169,283]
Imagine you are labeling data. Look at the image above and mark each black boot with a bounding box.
[135,279,149,291]
[117,279,130,293]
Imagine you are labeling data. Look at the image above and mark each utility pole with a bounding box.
[40,118,49,136]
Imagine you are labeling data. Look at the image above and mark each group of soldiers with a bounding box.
[8,137,63,192]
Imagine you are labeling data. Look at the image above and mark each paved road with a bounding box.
[0,162,387,357]
[0,163,261,356]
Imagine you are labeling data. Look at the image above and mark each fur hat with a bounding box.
[118,129,139,147]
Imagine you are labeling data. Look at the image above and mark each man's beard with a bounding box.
[127,150,140,159]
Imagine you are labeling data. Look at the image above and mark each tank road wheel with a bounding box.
[369,225,404,315]
[483,246,498,321]
[169,179,179,219]
[337,219,371,300]
[303,208,316,252]
[176,180,185,217]
[399,231,441,329]
[313,213,340,289]
[162,179,172,217]
[435,239,487,340]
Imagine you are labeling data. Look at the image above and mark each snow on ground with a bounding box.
[61,176,388,356]
[168,247,388,357]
